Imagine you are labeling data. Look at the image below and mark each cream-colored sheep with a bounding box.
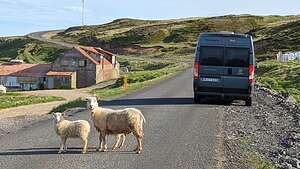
[86,97,146,154]
[53,112,90,154]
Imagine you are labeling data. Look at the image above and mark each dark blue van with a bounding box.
[193,32,255,106]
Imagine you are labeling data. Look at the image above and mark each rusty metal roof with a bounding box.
[0,64,51,77]
[74,45,114,65]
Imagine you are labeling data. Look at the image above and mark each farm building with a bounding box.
[0,46,119,90]
[0,63,51,90]
[51,46,119,88]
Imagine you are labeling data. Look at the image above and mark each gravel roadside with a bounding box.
[223,86,300,169]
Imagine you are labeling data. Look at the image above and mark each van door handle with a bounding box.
[228,68,232,75]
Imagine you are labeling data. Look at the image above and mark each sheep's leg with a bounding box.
[112,134,121,150]
[133,130,143,154]
[100,134,107,152]
[97,133,102,152]
[118,134,126,148]
[58,137,66,154]
[82,138,88,154]
[63,138,67,152]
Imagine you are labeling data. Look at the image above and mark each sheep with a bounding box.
[53,112,90,154]
[86,96,146,154]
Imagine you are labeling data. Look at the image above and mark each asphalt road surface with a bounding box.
[0,69,223,169]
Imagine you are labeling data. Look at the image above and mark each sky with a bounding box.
[0,0,299,37]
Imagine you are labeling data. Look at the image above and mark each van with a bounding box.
[193,32,255,106]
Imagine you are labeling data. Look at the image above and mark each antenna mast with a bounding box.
[82,0,85,26]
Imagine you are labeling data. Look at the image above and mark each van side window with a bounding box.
[225,48,249,67]
[199,47,223,66]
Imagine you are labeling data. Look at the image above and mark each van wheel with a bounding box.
[194,94,201,104]
[245,97,252,106]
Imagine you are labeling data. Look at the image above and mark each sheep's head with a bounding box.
[53,112,64,123]
[85,96,99,110]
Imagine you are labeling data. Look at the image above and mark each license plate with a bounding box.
[201,77,220,82]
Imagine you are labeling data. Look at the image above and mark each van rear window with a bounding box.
[199,47,223,66]
[224,48,249,67]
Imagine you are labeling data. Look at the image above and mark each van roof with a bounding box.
[200,32,250,38]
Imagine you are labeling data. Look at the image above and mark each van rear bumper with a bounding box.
[194,91,251,98]
[193,82,254,98]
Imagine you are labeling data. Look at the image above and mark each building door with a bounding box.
[47,77,54,89]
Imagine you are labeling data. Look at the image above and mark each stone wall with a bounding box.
[51,49,96,88]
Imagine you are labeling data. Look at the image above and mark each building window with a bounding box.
[79,60,87,67]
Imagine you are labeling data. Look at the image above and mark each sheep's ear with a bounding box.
[91,94,97,100]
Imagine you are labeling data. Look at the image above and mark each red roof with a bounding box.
[46,71,74,76]
[74,45,115,65]
[0,64,51,77]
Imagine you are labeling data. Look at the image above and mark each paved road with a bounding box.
[0,69,223,169]
[27,30,74,48]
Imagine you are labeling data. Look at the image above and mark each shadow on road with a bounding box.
[0,147,137,156]
[101,98,194,106]
[100,97,243,106]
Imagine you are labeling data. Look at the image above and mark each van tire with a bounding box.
[245,97,252,106]
[194,94,201,104]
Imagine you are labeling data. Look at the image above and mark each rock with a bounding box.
[281,162,294,169]
[281,92,290,99]
[289,158,300,168]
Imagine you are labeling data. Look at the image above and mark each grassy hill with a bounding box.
[53,15,300,61]
[254,19,300,61]
[1,15,300,64]
[0,37,66,63]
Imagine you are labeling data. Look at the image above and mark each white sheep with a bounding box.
[86,96,146,154]
[53,112,90,154]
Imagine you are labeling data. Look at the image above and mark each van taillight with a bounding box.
[248,64,255,84]
[194,63,199,80]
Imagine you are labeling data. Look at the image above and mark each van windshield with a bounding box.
[199,46,223,66]
[224,48,249,67]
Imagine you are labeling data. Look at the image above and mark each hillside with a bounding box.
[1,15,300,63]
[254,19,300,61]
[0,37,66,63]
[53,15,300,61]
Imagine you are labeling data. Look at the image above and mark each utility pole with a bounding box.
[82,0,85,26]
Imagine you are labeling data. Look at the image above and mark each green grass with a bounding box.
[0,92,65,110]
[237,137,276,169]
[257,60,300,102]
[0,37,66,63]
[49,98,85,113]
